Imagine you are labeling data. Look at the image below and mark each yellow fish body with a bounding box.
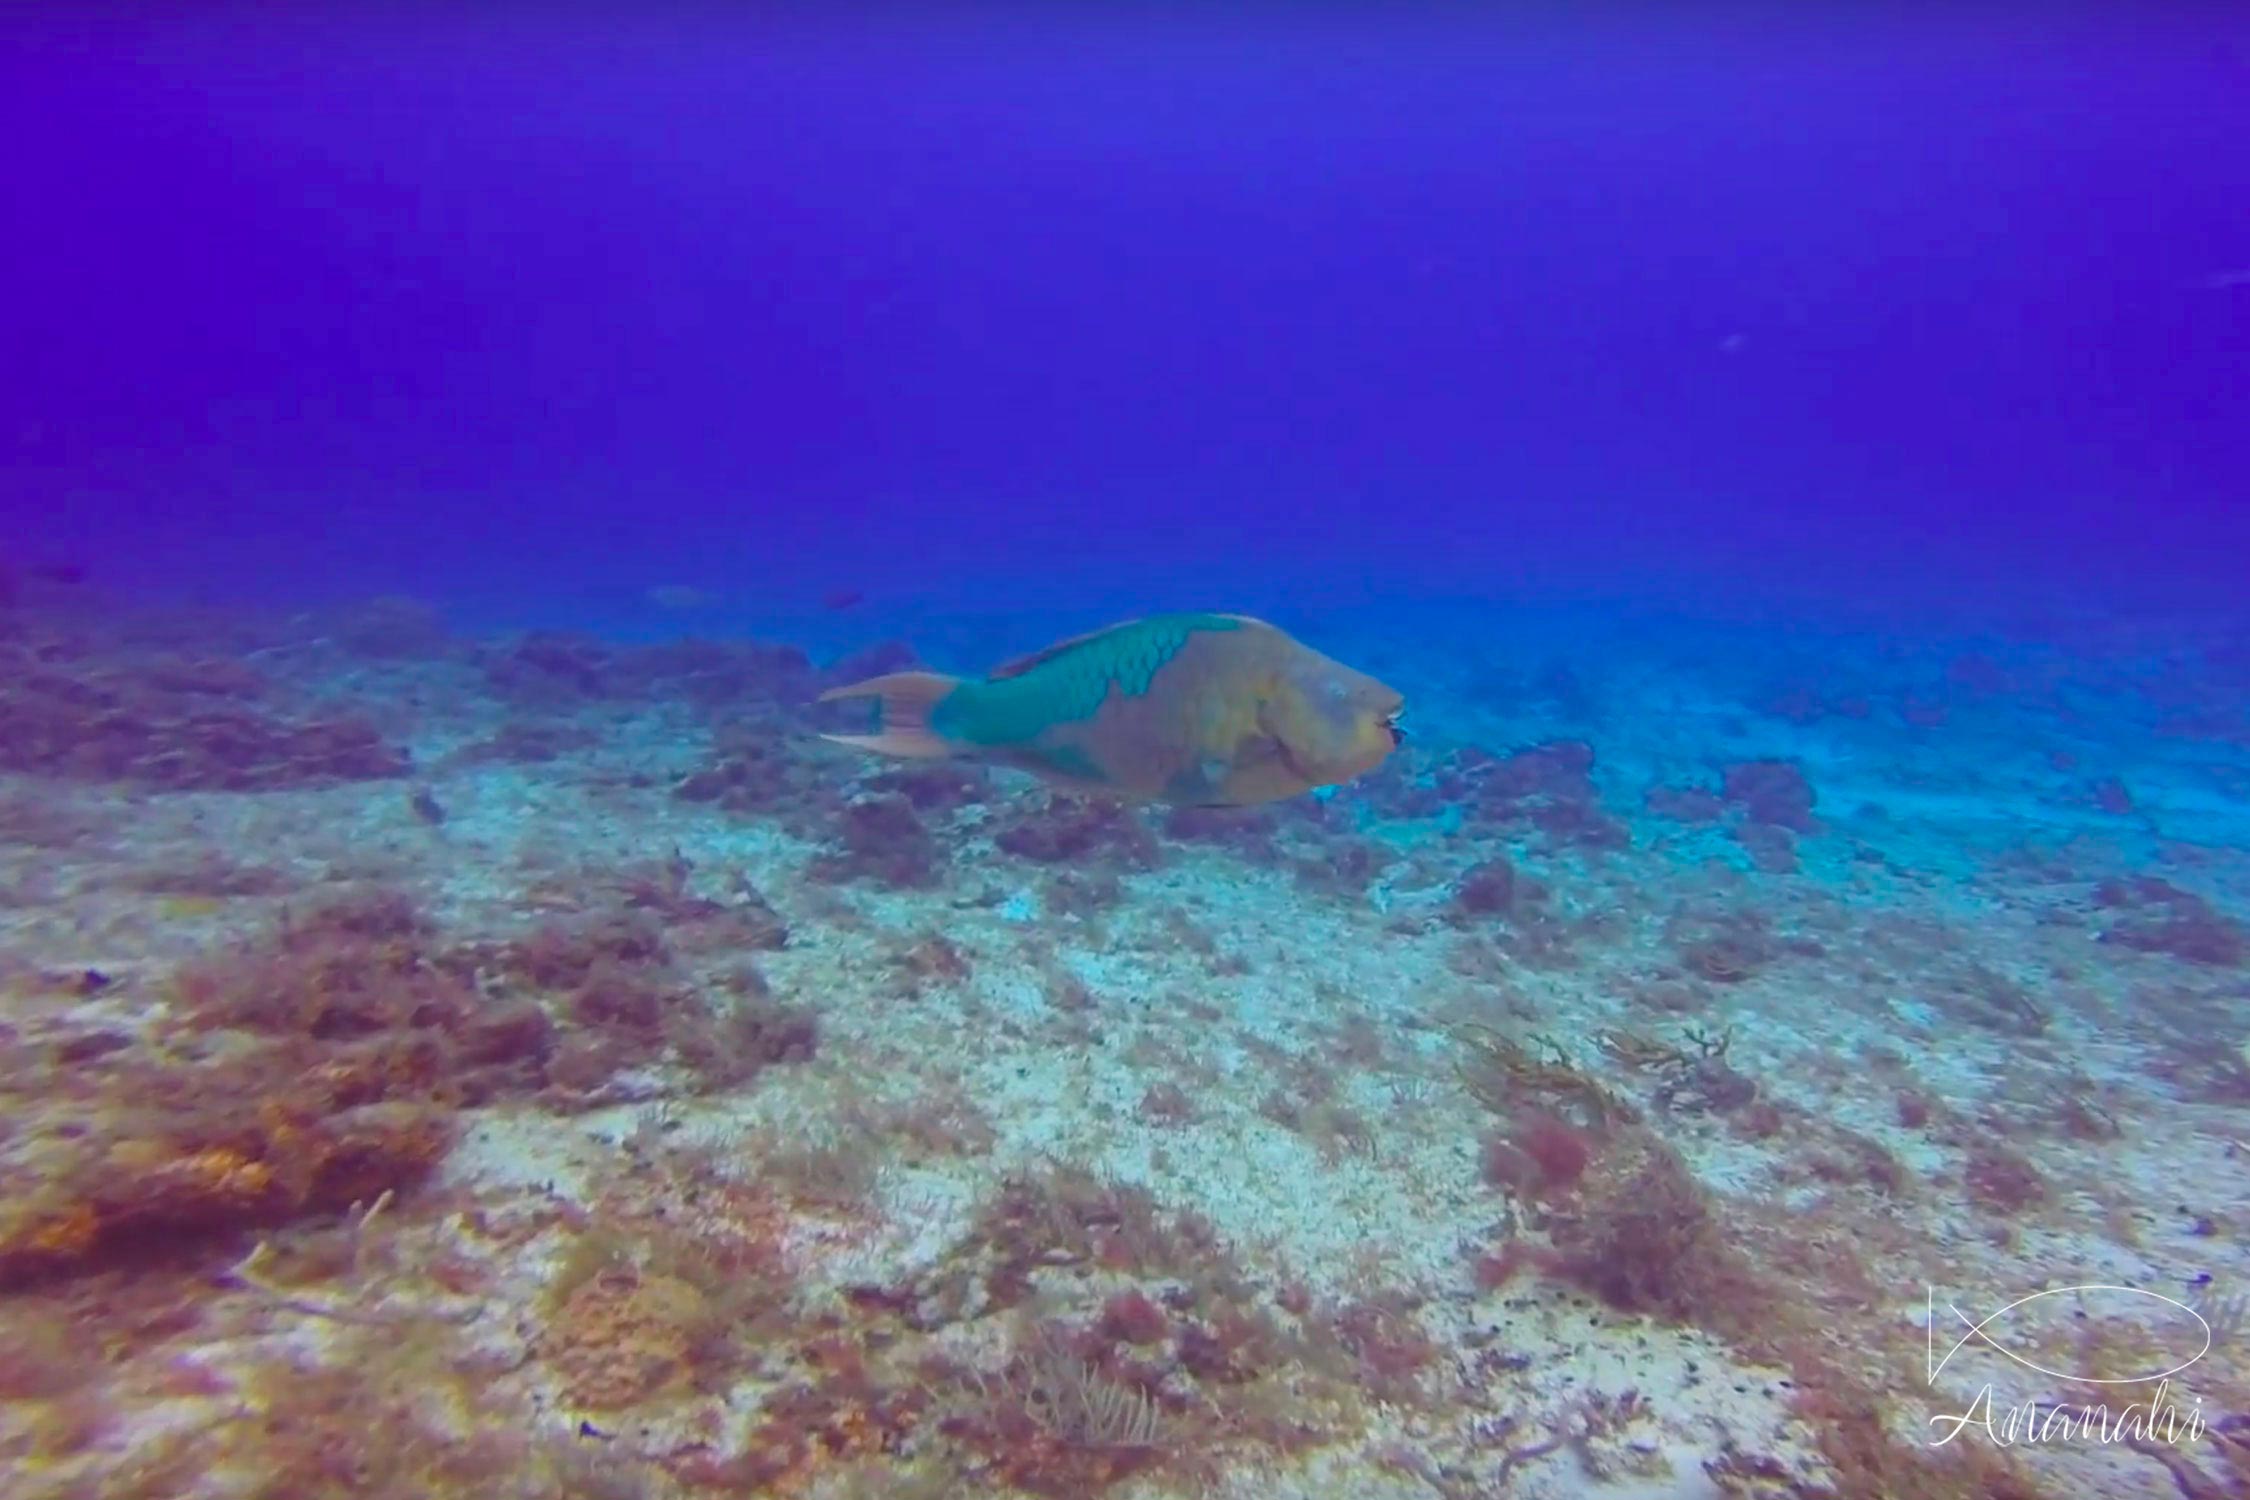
[819,612,1404,806]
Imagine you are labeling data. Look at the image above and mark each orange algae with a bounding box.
[0,1099,450,1289]
[546,1265,711,1411]
[0,867,835,1298]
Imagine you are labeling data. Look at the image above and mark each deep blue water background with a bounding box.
[6,10,2247,652]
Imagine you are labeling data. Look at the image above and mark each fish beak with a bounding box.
[1382,710,1406,747]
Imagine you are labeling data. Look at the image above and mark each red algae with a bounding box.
[1449,855,1523,918]
[1321,1294,1438,1404]
[813,791,945,888]
[2093,876,2248,966]
[322,594,453,660]
[2088,773,2136,814]
[992,793,1163,869]
[1961,1142,2050,1216]
[1719,757,1820,833]
[479,631,620,706]
[1484,1111,1593,1198]
[0,627,409,791]
[1439,739,1632,851]
[1136,1081,1200,1126]
[1097,1290,1171,1346]
[865,759,989,811]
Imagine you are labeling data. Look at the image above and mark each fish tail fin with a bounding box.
[817,671,965,759]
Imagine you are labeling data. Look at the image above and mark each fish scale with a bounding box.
[1027,621,1189,718]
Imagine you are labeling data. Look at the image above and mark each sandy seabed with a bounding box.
[3,590,2248,1500]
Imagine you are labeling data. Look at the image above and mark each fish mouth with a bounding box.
[1381,710,1406,747]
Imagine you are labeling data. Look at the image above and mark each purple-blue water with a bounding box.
[8,10,2247,635]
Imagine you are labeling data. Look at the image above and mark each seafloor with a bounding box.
[3,585,2248,1500]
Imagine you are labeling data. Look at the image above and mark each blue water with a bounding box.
[10,11,2249,628]
[4,12,2249,1500]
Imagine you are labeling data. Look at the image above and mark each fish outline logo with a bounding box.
[1927,1284,2212,1387]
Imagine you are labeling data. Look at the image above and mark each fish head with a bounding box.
[1268,653,1405,787]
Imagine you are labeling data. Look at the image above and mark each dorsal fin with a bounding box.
[986,618,1146,680]
[985,613,1273,682]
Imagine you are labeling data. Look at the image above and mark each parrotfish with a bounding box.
[819,612,1404,807]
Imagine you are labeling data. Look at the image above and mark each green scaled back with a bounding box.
[936,613,1245,746]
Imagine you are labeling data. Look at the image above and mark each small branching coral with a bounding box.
[1599,1024,1759,1116]
[1451,1023,1634,1129]
[937,1322,1173,1496]
[1454,1026,1780,1342]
